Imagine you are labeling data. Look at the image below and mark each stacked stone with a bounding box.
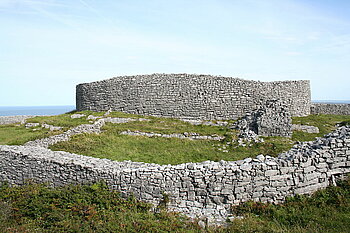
[25,123,63,131]
[291,124,320,133]
[181,119,229,127]
[1,126,350,224]
[120,130,224,141]
[76,73,311,120]
[254,100,292,137]
[311,103,350,115]
[0,116,34,125]
[231,99,292,138]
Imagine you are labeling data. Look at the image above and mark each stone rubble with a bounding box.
[87,115,102,120]
[41,124,63,131]
[234,130,264,147]
[25,123,63,131]
[231,99,292,137]
[0,115,35,125]
[25,122,40,128]
[70,113,86,119]
[291,124,320,134]
[120,130,224,141]
[181,119,229,127]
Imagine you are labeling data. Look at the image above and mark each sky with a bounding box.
[0,0,349,106]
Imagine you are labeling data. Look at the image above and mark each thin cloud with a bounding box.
[286,52,302,56]
[29,5,78,29]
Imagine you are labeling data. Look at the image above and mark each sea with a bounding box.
[0,105,76,116]
[0,101,349,116]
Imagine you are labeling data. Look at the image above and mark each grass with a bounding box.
[1,112,350,164]
[27,112,93,129]
[50,119,294,165]
[292,114,350,142]
[0,181,201,233]
[0,176,349,232]
[52,133,293,165]
[0,124,63,145]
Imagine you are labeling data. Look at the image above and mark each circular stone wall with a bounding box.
[76,74,311,120]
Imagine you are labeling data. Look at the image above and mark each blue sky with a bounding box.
[0,0,349,106]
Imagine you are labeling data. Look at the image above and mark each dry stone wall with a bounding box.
[311,103,350,115]
[231,99,292,137]
[0,116,34,125]
[76,74,311,120]
[1,126,350,224]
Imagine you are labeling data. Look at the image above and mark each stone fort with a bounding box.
[76,73,311,119]
[1,73,350,225]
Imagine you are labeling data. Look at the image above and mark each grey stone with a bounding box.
[76,74,311,120]
[70,114,86,119]
[0,115,35,125]
[311,103,350,115]
[292,124,320,133]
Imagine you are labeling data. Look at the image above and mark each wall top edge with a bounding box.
[312,103,350,105]
[76,73,310,87]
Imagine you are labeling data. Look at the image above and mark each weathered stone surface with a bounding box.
[292,124,320,133]
[0,115,34,125]
[231,99,292,137]
[25,123,40,128]
[311,103,350,115]
[76,74,311,120]
[181,119,229,127]
[120,130,224,141]
[70,114,86,119]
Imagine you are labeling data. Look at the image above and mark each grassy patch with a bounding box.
[48,112,295,164]
[0,124,63,145]
[27,113,91,129]
[2,112,350,164]
[292,114,350,142]
[0,181,201,232]
[50,121,293,164]
[102,117,231,136]
[51,133,245,165]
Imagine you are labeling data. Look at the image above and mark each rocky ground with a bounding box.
[0,115,36,125]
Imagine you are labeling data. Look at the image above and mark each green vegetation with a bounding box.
[27,113,91,129]
[49,117,293,165]
[292,114,350,142]
[0,181,200,232]
[0,124,63,145]
[50,113,350,165]
[1,112,350,164]
[0,177,349,232]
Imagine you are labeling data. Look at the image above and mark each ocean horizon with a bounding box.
[0,101,349,116]
[0,105,76,116]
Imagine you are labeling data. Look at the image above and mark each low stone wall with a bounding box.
[311,103,350,115]
[0,116,34,125]
[1,126,350,224]
[119,130,224,141]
